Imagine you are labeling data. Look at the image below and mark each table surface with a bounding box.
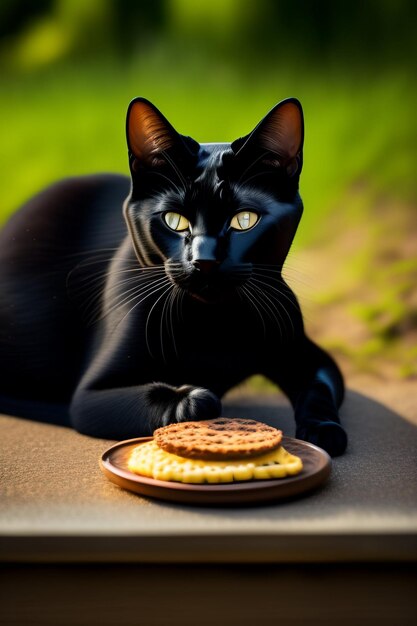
[1,390,417,563]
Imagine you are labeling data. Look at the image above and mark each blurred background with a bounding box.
[0,0,416,390]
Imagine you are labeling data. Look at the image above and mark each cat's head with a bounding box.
[124,97,304,303]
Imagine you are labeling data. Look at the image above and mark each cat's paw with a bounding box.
[174,386,222,423]
[155,384,221,427]
[296,421,348,457]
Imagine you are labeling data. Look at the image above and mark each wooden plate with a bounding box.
[99,437,331,506]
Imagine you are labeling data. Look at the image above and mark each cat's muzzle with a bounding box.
[187,264,251,303]
[166,260,251,303]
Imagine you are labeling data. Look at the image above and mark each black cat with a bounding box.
[0,97,347,456]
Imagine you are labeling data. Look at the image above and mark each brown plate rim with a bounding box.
[99,436,331,505]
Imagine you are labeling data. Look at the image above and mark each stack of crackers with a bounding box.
[128,418,303,484]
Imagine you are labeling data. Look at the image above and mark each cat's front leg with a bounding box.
[70,381,221,440]
[293,378,347,457]
[265,336,347,456]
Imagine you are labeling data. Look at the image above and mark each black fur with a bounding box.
[0,97,347,456]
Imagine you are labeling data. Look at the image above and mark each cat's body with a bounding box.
[0,98,347,455]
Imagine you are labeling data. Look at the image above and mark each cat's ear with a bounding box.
[232,98,304,176]
[126,97,197,171]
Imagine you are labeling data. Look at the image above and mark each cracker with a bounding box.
[128,440,303,484]
[153,417,283,460]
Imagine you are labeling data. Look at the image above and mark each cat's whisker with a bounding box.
[244,281,282,336]
[284,251,313,266]
[163,284,180,361]
[60,247,122,261]
[281,275,313,291]
[177,286,186,325]
[106,273,167,291]
[237,170,275,189]
[165,264,188,275]
[248,277,295,337]
[71,279,119,316]
[165,287,175,360]
[79,263,181,321]
[231,268,253,283]
[75,258,181,272]
[68,269,169,318]
[254,279,300,319]
[245,283,275,338]
[253,265,312,290]
[252,264,282,272]
[281,266,310,277]
[164,267,190,291]
[145,283,174,359]
[112,278,173,333]
[104,268,170,287]
[149,170,183,196]
[69,269,168,298]
[66,265,132,296]
[69,264,177,300]
[161,151,188,192]
[236,151,269,186]
[250,274,298,315]
[172,285,182,328]
[250,274,301,315]
[103,275,171,319]
[105,271,167,289]
[246,281,284,340]
[255,261,310,277]
[69,256,139,272]
[238,284,267,339]
[83,284,143,327]
[81,275,169,327]
[74,273,159,321]
[165,264,186,273]
[159,282,174,364]
[98,264,175,274]
[67,265,169,297]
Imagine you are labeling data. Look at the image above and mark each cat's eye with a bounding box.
[164,212,190,232]
[230,211,259,231]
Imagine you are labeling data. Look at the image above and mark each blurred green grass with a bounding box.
[0,53,415,249]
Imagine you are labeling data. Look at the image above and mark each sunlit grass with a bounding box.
[0,52,415,249]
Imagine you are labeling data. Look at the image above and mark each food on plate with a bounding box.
[128,418,303,484]
[154,417,283,460]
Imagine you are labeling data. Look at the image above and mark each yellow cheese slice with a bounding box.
[128,440,303,484]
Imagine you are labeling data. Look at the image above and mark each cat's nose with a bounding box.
[191,236,219,274]
[192,259,220,275]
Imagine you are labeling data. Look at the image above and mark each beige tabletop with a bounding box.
[1,390,417,563]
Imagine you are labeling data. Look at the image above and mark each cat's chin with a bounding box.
[188,287,234,304]
[189,292,220,304]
